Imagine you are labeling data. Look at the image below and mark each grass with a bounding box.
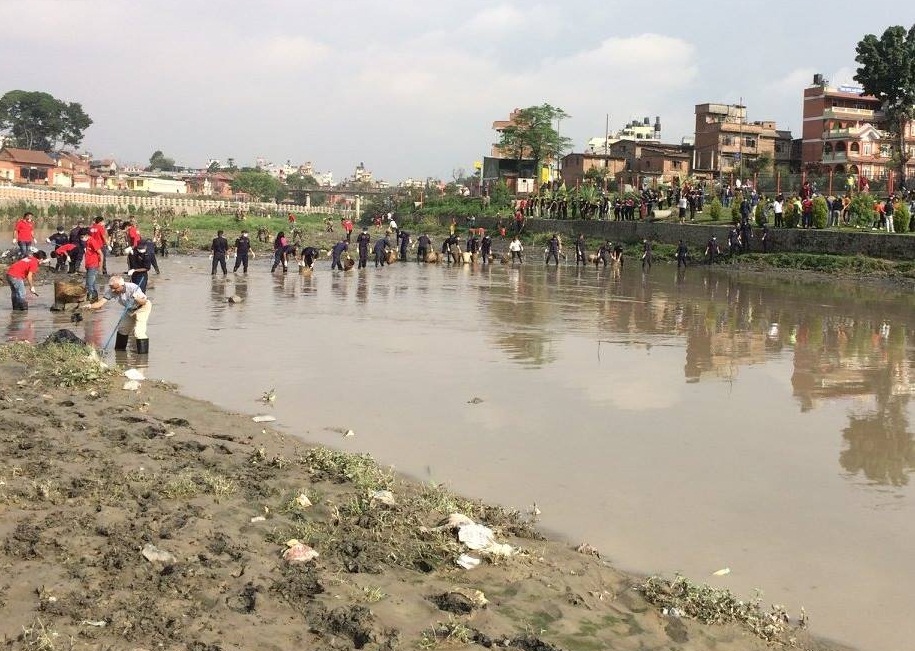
[639,574,802,644]
[419,618,475,649]
[0,343,111,388]
[18,618,72,651]
[161,469,237,501]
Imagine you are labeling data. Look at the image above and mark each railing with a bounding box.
[0,184,354,216]
[823,107,876,119]
[822,128,854,139]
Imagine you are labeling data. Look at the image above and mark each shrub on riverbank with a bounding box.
[848,193,876,227]
[812,196,828,229]
[893,201,911,234]
[707,198,723,221]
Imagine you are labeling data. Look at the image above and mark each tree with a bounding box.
[0,90,92,151]
[855,24,915,185]
[497,104,573,179]
[148,150,176,172]
[207,160,220,173]
[231,170,283,201]
[285,172,319,203]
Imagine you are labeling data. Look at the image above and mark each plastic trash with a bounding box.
[252,415,276,423]
[282,540,319,563]
[124,368,145,381]
[458,523,496,551]
[141,543,177,564]
[456,554,481,569]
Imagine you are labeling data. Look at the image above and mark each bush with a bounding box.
[754,202,767,227]
[488,181,512,210]
[893,200,910,234]
[784,200,800,228]
[707,198,723,221]
[812,196,828,229]
[848,193,875,228]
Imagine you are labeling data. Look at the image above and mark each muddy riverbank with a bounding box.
[0,343,842,651]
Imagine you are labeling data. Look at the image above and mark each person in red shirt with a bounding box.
[82,232,102,301]
[5,250,46,311]
[125,218,141,250]
[13,212,34,259]
[53,243,77,273]
[89,216,110,274]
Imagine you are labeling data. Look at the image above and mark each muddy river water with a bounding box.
[9,253,915,651]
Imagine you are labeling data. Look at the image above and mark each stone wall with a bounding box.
[405,214,915,261]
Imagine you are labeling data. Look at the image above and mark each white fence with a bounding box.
[0,185,354,217]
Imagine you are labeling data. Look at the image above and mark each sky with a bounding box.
[2,1,911,183]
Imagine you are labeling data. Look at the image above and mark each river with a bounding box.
[8,252,915,651]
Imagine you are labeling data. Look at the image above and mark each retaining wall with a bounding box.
[405,214,915,261]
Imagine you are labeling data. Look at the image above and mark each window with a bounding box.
[722,136,733,146]
[19,167,47,181]
[744,137,756,148]
[850,143,860,153]
[673,161,682,170]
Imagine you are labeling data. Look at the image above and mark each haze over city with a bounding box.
[2,0,906,181]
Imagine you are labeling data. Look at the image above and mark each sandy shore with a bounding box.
[0,341,852,651]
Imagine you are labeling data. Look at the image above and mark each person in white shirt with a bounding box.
[772,195,784,228]
[509,237,523,264]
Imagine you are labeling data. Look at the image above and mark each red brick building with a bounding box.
[801,73,915,182]
[0,147,57,184]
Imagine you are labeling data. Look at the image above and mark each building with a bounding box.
[801,73,915,182]
[124,174,188,194]
[693,103,785,178]
[587,117,661,153]
[487,109,541,192]
[53,151,97,188]
[0,147,57,184]
[560,153,627,188]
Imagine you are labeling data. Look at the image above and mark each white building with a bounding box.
[587,116,662,153]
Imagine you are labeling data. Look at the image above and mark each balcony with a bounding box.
[822,107,875,119]
[822,128,854,139]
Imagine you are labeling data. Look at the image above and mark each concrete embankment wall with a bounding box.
[405,214,915,261]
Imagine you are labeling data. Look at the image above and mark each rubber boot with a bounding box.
[114,333,129,351]
[136,338,149,355]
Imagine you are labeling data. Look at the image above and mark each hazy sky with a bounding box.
[2,1,908,182]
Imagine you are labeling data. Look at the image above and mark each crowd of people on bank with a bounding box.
[5,211,157,353]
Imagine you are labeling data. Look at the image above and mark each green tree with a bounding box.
[0,90,92,151]
[812,195,829,229]
[207,160,220,173]
[231,170,283,202]
[148,150,176,172]
[855,24,915,185]
[285,172,319,203]
[707,197,723,221]
[497,104,573,179]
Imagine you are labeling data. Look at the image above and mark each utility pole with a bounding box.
[737,97,744,185]
[604,114,610,155]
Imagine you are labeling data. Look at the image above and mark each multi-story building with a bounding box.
[487,109,540,192]
[801,73,915,182]
[587,117,661,153]
[693,103,787,178]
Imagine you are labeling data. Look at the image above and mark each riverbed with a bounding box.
[9,254,915,651]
